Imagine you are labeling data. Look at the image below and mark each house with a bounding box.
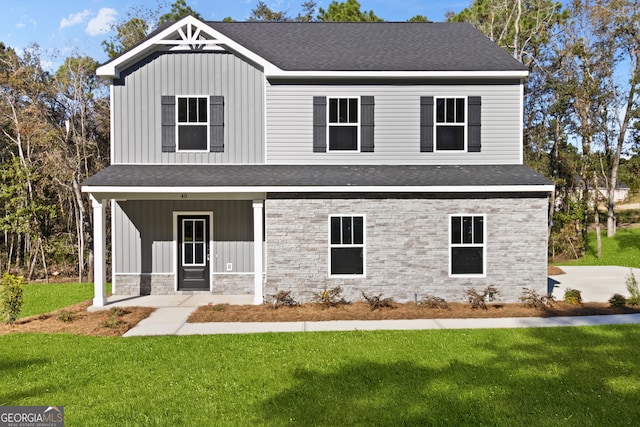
[82,16,554,307]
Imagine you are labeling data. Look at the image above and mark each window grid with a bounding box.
[182,218,207,267]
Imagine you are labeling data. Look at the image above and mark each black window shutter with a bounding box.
[360,96,375,152]
[420,96,434,152]
[468,96,481,152]
[161,96,176,153]
[313,96,327,152]
[210,96,224,152]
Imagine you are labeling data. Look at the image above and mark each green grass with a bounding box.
[554,227,640,268]
[19,283,112,318]
[2,327,640,425]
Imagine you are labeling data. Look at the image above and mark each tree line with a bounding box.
[1,0,638,281]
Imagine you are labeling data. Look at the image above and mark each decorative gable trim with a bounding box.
[97,16,283,79]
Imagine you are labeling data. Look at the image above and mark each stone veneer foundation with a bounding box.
[265,195,548,303]
[113,273,254,295]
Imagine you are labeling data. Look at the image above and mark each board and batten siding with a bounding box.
[266,83,522,165]
[113,52,264,164]
[113,200,255,274]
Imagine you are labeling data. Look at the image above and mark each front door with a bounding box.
[177,215,210,290]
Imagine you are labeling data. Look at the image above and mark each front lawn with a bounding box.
[3,326,640,425]
[20,283,112,318]
[554,227,640,268]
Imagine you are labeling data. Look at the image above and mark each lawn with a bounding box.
[555,227,640,268]
[20,283,112,318]
[2,326,640,425]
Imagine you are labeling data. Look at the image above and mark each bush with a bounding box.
[563,288,582,305]
[418,295,450,310]
[56,310,77,322]
[519,288,555,310]
[361,292,396,310]
[99,307,130,330]
[464,285,500,310]
[0,273,25,323]
[609,293,627,308]
[626,272,640,306]
[268,289,299,308]
[311,286,350,308]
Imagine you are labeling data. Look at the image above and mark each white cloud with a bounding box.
[85,8,117,36]
[15,22,25,29]
[60,10,91,29]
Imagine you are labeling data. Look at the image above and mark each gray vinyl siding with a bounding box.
[266,83,522,164]
[113,200,255,274]
[113,52,264,164]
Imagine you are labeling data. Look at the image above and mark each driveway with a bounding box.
[550,266,640,302]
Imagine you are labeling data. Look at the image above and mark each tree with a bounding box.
[407,15,430,22]
[249,1,290,22]
[317,0,383,22]
[158,0,202,25]
[102,17,149,59]
[448,0,565,70]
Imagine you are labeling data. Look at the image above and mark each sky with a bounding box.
[0,0,469,69]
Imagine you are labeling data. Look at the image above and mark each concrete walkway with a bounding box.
[87,266,640,337]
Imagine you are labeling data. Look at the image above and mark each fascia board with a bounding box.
[265,70,529,79]
[83,184,555,194]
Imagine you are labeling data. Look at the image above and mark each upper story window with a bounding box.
[328,97,359,151]
[420,96,481,153]
[177,96,208,151]
[313,96,374,153]
[436,97,466,151]
[161,95,224,154]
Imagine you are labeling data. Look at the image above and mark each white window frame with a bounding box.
[327,96,360,152]
[434,96,467,152]
[449,213,486,277]
[328,214,366,277]
[176,95,209,152]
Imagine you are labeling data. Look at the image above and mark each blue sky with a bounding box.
[0,0,468,68]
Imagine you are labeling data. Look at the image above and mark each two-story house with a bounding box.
[82,16,553,307]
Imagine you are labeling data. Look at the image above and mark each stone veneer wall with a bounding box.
[114,273,253,295]
[265,196,548,303]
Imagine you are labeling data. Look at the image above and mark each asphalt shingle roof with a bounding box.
[207,22,527,72]
[82,164,551,189]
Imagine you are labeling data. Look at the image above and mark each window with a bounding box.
[450,215,485,275]
[329,215,365,275]
[182,218,207,266]
[177,96,208,151]
[436,97,466,151]
[328,97,359,151]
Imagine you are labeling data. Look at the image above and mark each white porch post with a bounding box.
[253,200,264,305]
[91,195,107,307]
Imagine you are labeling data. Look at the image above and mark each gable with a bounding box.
[97,17,528,80]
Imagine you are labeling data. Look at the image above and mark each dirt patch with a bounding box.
[548,265,565,275]
[0,301,154,336]
[188,300,640,323]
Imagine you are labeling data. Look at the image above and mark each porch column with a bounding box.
[91,195,107,307]
[253,200,264,305]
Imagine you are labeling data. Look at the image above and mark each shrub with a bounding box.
[361,292,396,310]
[563,288,582,305]
[464,285,500,310]
[268,289,299,308]
[418,295,450,310]
[207,303,226,312]
[56,310,77,322]
[609,293,627,308]
[99,307,130,330]
[519,288,555,310]
[0,273,25,323]
[626,271,640,306]
[311,286,350,308]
